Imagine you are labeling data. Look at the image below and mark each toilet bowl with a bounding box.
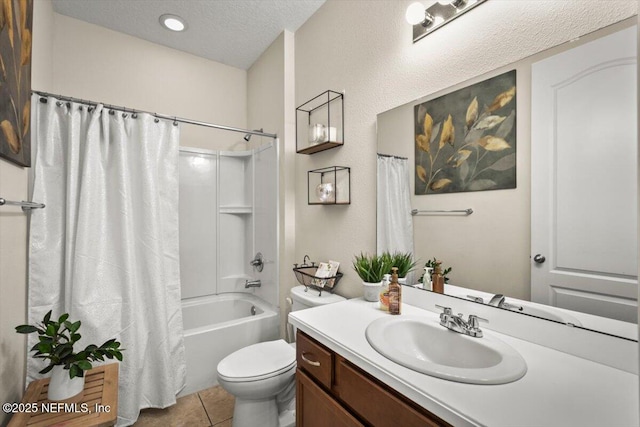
[217,286,346,427]
[218,339,296,427]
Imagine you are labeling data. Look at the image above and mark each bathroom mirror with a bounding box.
[377,17,638,341]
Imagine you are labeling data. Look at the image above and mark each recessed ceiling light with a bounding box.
[160,14,187,32]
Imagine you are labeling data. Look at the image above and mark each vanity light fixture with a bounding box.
[407,0,487,43]
[160,14,187,32]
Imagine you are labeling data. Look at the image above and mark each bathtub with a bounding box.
[179,293,279,396]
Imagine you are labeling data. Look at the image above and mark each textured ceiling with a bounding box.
[51,0,326,70]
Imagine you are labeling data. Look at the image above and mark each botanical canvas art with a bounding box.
[415,70,516,194]
[0,0,33,167]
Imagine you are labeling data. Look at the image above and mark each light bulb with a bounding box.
[160,14,187,32]
[405,2,426,25]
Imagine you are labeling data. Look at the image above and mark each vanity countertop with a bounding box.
[289,298,639,427]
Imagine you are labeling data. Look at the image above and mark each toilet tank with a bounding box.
[290,285,346,311]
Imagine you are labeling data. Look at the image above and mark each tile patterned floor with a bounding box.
[133,386,234,427]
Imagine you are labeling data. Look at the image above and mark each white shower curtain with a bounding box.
[28,94,186,426]
[377,155,414,255]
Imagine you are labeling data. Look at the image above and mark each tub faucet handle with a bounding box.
[250,252,264,272]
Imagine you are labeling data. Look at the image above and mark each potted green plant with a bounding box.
[383,251,418,284]
[353,253,392,302]
[16,310,124,401]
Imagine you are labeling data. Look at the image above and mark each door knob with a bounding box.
[533,254,546,264]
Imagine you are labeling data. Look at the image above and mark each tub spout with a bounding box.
[245,279,261,288]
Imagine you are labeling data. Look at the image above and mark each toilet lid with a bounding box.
[217,339,296,382]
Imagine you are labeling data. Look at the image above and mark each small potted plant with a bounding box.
[16,310,124,401]
[353,253,392,302]
[419,257,453,287]
[383,252,418,284]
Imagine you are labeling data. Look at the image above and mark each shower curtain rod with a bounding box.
[31,90,278,139]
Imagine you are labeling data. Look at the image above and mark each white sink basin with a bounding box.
[365,315,527,385]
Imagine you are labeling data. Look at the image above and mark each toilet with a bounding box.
[217,286,346,427]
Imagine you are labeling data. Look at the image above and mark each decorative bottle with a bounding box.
[422,267,433,291]
[388,267,402,315]
[431,262,445,294]
[379,273,391,311]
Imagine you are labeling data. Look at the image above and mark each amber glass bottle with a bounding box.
[431,263,445,294]
[388,267,402,315]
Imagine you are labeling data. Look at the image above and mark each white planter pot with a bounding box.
[48,365,84,401]
[398,277,407,285]
[362,281,383,302]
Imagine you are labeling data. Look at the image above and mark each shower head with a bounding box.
[243,128,263,142]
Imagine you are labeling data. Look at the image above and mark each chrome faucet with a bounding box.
[436,305,487,338]
[488,294,523,311]
[245,279,261,288]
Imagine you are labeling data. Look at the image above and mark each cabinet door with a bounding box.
[296,369,363,427]
[334,357,450,427]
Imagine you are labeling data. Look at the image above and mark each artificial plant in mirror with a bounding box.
[415,70,516,194]
[376,18,637,341]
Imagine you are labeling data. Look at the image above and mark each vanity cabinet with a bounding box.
[296,331,451,427]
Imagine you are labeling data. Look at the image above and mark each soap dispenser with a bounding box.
[379,273,391,311]
[422,267,433,291]
[431,262,445,294]
[388,267,401,315]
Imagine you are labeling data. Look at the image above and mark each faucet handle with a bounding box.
[467,314,488,329]
[466,295,485,304]
[435,304,452,315]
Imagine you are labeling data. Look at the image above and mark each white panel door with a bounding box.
[531,26,638,322]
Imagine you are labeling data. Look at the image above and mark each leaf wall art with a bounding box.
[414,70,516,194]
[0,0,33,167]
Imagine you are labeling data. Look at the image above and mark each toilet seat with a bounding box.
[217,339,296,383]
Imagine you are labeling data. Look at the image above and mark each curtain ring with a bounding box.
[109,110,115,115]
[154,118,160,123]
[56,101,62,107]
[132,112,138,119]
[173,117,178,126]
[122,113,128,118]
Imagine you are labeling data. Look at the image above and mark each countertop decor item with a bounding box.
[16,310,124,401]
[308,166,350,205]
[353,253,393,302]
[296,90,344,154]
[419,257,452,284]
[381,251,417,279]
[293,256,343,295]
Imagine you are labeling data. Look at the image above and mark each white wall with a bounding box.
[51,13,248,151]
[247,31,296,337]
[294,0,638,299]
[0,1,54,424]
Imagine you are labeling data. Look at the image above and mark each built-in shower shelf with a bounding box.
[219,206,253,214]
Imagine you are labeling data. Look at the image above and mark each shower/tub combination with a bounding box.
[178,140,279,396]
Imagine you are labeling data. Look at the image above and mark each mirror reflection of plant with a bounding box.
[415,85,516,193]
[352,253,392,283]
[381,251,417,278]
[419,258,453,283]
[15,310,124,379]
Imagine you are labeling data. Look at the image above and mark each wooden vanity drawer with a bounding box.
[334,356,451,427]
[297,331,333,389]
